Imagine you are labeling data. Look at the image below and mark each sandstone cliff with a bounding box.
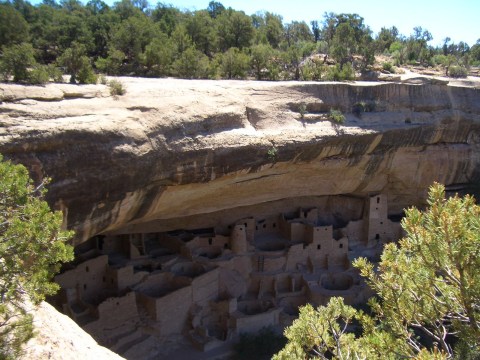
[20,301,123,360]
[1,78,479,244]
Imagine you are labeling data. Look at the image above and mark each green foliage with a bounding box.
[217,47,250,79]
[0,4,30,48]
[276,183,480,359]
[216,9,254,51]
[108,79,126,96]
[141,35,174,76]
[58,42,96,84]
[325,63,355,81]
[46,64,64,83]
[0,43,37,82]
[267,146,278,162]
[273,298,369,360]
[0,0,477,81]
[352,101,376,116]
[76,57,97,84]
[250,43,275,80]
[0,156,74,359]
[328,109,345,124]
[95,48,126,76]
[28,65,50,85]
[448,65,468,78]
[186,10,216,55]
[300,58,325,81]
[382,61,394,73]
[234,327,286,360]
[375,26,399,53]
[172,47,209,79]
[111,15,159,70]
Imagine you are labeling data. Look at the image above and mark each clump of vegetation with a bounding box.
[328,109,345,124]
[267,146,278,162]
[325,63,355,81]
[57,42,97,84]
[382,61,395,73]
[98,74,108,85]
[298,103,307,119]
[448,65,468,78]
[275,183,480,359]
[108,79,126,97]
[0,1,479,83]
[352,101,376,116]
[0,156,74,359]
[234,327,287,360]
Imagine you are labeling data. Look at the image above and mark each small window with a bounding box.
[256,226,258,230]
[273,223,276,228]
[208,238,213,245]
[86,266,89,272]
[239,227,243,231]
[263,224,266,229]
[224,243,228,249]
[339,244,343,248]
[116,302,120,306]
[244,223,247,227]
[380,221,383,225]
[325,227,328,231]
[375,207,378,210]
[83,284,87,290]
[377,197,380,204]
[375,234,380,240]
[317,244,321,250]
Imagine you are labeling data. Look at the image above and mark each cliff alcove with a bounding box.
[1,77,480,359]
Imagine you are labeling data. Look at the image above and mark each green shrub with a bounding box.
[299,103,307,119]
[267,146,277,162]
[47,64,64,83]
[0,42,37,82]
[352,101,376,116]
[448,65,468,78]
[76,57,97,84]
[432,54,447,66]
[382,61,394,73]
[325,63,355,81]
[108,79,126,97]
[28,65,50,85]
[0,156,74,358]
[328,109,345,124]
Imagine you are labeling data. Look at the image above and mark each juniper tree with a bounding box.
[0,156,73,359]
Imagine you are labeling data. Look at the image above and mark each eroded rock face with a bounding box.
[0,79,479,243]
[2,78,479,358]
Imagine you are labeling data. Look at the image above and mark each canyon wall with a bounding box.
[0,79,479,243]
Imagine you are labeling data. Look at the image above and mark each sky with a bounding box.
[153,0,480,46]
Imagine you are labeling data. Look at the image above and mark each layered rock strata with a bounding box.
[1,78,480,357]
[1,78,479,243]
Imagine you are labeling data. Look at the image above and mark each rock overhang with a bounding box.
[0,78,479,244]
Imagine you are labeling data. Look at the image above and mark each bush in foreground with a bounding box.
[0,156,74,359]
[275,183,480,359]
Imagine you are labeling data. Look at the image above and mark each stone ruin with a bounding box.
[52,194,402,357]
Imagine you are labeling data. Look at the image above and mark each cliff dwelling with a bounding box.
[53,194,402,358]
[2,73,480,359]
